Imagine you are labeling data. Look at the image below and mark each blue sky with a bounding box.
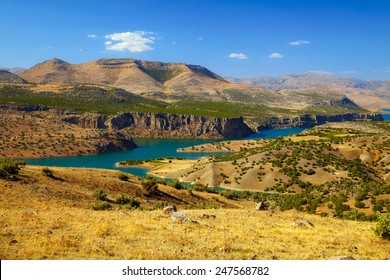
[1,0,389,80]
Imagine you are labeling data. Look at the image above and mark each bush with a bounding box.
[92,188,107,201]
[115,194,140,208]
[42,167,54,177]
[141,176,158,195]
[153,201,168,210]
[90,202,112,211]
[374,215,390,239]
[0,159,25,179]
[354,201,365,209]
[220,190,238,200]
[118,172,130,181]
[193,182,208,192]
[169,180,184,190]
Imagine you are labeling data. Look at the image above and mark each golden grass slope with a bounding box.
[1,165,389,260]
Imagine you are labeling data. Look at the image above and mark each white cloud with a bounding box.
[269,53,283,59]
[228,53,248,59]
[289,40,310,46]
[87,34,98,39]
[198,37,204,41]
[385,67,390,73]
[104,31,155,53]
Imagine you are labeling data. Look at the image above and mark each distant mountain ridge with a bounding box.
[19,58,235,100]
[0,70,28,84]
[0,67,26,73]
[226,73,390,110]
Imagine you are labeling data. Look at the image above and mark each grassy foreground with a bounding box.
[0,166,389,260]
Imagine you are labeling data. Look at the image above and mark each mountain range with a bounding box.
[226,73,390,110]
[0,58,379,126]
[18,58,245,101]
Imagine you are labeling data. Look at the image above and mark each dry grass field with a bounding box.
[1,165,389,260]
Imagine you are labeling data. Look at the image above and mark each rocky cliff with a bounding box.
[105,112,254,138]
[257,113,384,130]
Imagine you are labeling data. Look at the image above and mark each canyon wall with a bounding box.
[104,112,254,138]
[257,113,384,130]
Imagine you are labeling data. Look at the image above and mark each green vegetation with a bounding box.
[0,83,366,119]
[374,215,390,239]
[92,188,108,201]
[141,67,180,83]
[118,172,130,181]
[90,201,112,211]
[115,194,140,209]
[42,167,54,177]
[141,176,159,195]
[0,84,166,115]
[0,158,25,179]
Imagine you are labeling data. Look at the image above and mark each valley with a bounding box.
[0,57,389,260]
[1,164,389,260]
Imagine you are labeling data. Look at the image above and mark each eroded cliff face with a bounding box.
[61,115,106,129]
[60,110,383,137]
[106,112,254,138]
[257,113,384,130]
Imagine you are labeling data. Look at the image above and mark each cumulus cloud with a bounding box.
[268,53,283,59]
[104,31,155,52]
[228,53,248,59]
[87,34,98,39]
[289,40,310,46]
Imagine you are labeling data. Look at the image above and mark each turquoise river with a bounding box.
[25,112,390,177]
[25,127,308,177]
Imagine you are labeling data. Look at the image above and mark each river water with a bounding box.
[25,127,308,177]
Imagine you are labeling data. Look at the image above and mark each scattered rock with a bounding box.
[163,205,177,213]
[172,211,192,223]
[329,256,355,260]
[9,239,18,245]
[256,202,268,210]
[291,220,314,228]
[199,213,216,219]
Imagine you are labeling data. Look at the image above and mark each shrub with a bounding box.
[0,159,25,179]
[42,167,54,177]
[169,180,184,190]
[354,201,365,209]
[141,176,158,195]
[92,188,107,201]
[118,172,130,181]
[90,202,112,211]
[115,194,140,208]
[220,190,238,200]
[153,201,168,210]
[374,215,390,239]
[193,182,208,192]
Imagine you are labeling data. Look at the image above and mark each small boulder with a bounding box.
[163,205,177,213]
[199,213,216,219]
[291,220,314,228]
[172,211,191,223]
[256,202,268,210]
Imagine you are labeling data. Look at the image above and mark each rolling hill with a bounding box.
[19,58,235,100]
[0,70,28,84]
[227,73,390,110]
[16,58,370,119]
